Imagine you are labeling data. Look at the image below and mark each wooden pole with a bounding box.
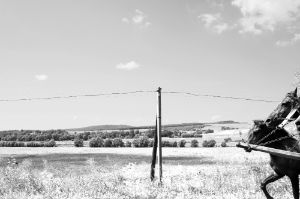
[150,117,158,181]
[157,87,162,182]
[237,142,300,160]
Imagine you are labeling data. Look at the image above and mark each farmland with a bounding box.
[0,147,294,199]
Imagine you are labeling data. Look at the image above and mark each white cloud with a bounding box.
[122,9,151,28]
[116,61,140,70]
[232,0,300,34]
[214,23,229,34]
[132,9,145,24]
[199,13,220,27]
[35,74,48,81]
[276,33,300,47]
[121,17,129,23]
[198,13,230,34]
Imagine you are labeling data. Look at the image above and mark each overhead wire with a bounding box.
[0,90,279,103]
[0,90,156,102]
[162,91,280,103]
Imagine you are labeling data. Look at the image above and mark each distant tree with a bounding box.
[132,138,140,147]
[202,139,216,147]
[172,141,178,147]
[82,132,90,141]
[221,141,227,147]
[125,141,132,147]
[191,139,199,147]
[112,138,124,147]
[89,137,104,147]
[178,140,186,147]
[193,133,203,138]
[134,130,140,136]
[148,139,154,147]
[181,133,193,138]
[161,130,173,137]
[74,138,84,147]
[144,130,154,138]
[205,129,214,134]
[45,139,56,147]
[139,136,150,147]
[104,139,113,147]
[162,141,171,147]
[129,130,135,139]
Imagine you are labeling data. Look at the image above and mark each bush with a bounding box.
[132,136,150,147]
[139,136,150,147]
[178,140,186,147]
[104,139,113,147]
[74,138,84,147]
[89,137,104,147]
[205,129,214,134]
[181,133,193,138]
[161,141,170,147]
[221,141,227,147]
[132,138,140,147]
[26,142,44,147]
[172,141,178,147]
[44,139,56,147]
[162,141,178,147]
[125,141,132,147]
[148,139,154,147]
[193,134,203,138]
[112,138,124,147]
[202,139,216,147]
[0,141,26,147]
[191,139,199,147]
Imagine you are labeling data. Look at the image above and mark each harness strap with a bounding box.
[278,108,299,128]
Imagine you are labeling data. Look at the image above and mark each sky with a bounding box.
[0,0,300,130]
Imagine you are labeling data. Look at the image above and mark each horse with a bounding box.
[247,88,300,199]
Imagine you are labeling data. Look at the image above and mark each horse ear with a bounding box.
[293,88,298,97]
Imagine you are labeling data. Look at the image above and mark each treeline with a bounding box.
[0,128,215,142]
[75,136,223,148]
[0,130,73,142]
[83,129,214,140]
[0,140,56,147]
[87,136,187,148]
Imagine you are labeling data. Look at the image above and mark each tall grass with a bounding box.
[0,153,294,199]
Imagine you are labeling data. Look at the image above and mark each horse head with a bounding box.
[265,88,299,128]
[248,88,299,145]
[247,119,291,146]
[247,120,269,144]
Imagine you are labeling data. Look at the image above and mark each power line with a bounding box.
[0,90,156,102]
[0,90,280,103]
[162,91,280,103]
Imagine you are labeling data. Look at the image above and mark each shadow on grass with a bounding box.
[0,153,217,171]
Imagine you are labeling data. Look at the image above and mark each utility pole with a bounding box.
[157,87,162,182]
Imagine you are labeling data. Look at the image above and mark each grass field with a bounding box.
[0,147,294,199]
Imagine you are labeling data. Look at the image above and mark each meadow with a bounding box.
[0,147,294,199]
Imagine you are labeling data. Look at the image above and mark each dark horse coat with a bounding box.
[247,89,300,199]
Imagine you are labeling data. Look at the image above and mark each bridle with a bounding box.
[250,100,300,149]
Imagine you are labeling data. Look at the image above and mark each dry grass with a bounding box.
[0,147,295,199]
